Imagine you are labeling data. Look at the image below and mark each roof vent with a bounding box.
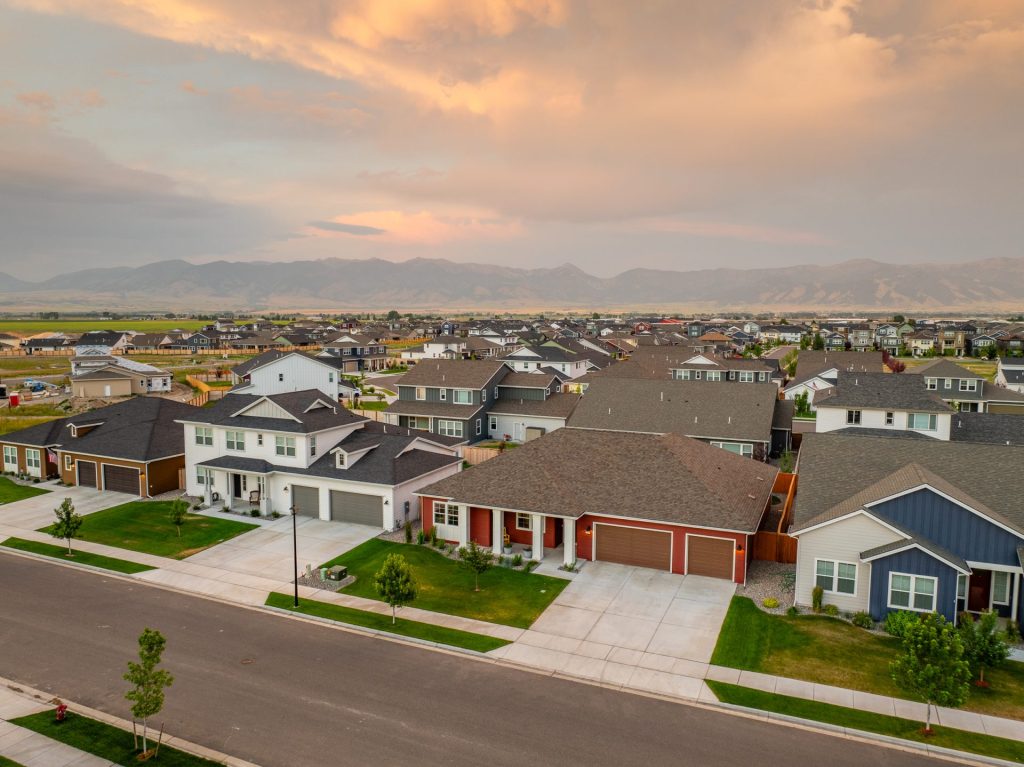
[607,407,612,415]
[693,416,698,423]
[747,493,756,499]
[660,391,664,402]
[728,416,732,424]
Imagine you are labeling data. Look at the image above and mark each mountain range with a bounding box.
[1,256,1023,313]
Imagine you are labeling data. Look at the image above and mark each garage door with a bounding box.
[330,490,383,527]
[291,485,319,517]
[77,460,97,488]
[103,464,140,495]
[686,535,735,580]
[594,524,671,571]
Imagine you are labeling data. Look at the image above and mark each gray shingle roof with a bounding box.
[487,393,581,419]
[906,359,983,380]
[418,427,777,531]
[497,371,559,389]
[789,350,884,387]
[568,378,776,443]
[178,390,366,433]
[860,536,970,573]
[814,372,952,413]
[396,359,507,389]
[792,432,1024,536]
[949,412,1024,446]
[385,400,485,420]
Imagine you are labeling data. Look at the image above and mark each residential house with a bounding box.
[180,390,461,527]
[486,371,580,442]
[995,358,1024,394]
[230,350,356,402]
[501,345,594,379]
[906,330,938,357]
[318,334,388,372]
[790,432,1024,625]
[0,397,193,495]
[417,428,777,579]
[782,351,884,410]
[75,330,132,352]
[908,358,1024,413]
[668,353,777,385]
[814,372,954,440]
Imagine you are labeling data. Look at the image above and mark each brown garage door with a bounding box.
[77,460,97,488]
[594,524,671,571]
[686,535,735,580]
[103,464,140,495]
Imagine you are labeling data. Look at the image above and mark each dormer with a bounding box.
[69,421,104,438]
[333,443,379,469]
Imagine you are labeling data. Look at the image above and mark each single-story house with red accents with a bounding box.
[416,427,778,583]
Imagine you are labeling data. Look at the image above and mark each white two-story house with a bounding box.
[229,350,357,402]
[179,390,462,529]
[814,372,954,440]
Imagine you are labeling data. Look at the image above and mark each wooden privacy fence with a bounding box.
[463,446,505,465]
[752,471,799,564]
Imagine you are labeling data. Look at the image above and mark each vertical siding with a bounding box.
[868,548,959,622]
[872,489,1023,566]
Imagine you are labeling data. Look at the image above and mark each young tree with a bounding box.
[124,628,174,755]
[168,498,189,538]
[374,554,417,624]
[891,613,971,733]
[782,348,798,378]
[812,332,824,350]
[458,540,494,592]
[959,611,1010,687]
[50,497,83,556]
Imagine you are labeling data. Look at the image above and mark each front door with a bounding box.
[232,473,242,499]
[513,422,524,441]
[968,570,991,612]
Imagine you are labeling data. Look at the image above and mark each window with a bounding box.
[2,446,15,468]
[25,449,40,471]
[275,436,296,457]
[885,411,894,426]
[846,410,862,425]
[494,386,499,399]
[759,372,767,382]
[943,378,952,389]
[64,454,73,471]
[452,389,472,404]
[489,416,498,433]
[407,417,428,430]
[908,413,937,431]
[196,467,210,485]
[278,373,284,382]
[515,512,532,531]
[310,435,317,457]
[888,573,937,612]
[433,501,459,527]
[679,370,692,380]
[195,426,213,446]
[440,389,447,401]
[925,378,937,390]
[437,420,464,438]
[993,571,1010,605]
[957,574,967,601]
[959,379,977,392]
[710,441,753,457]
[225,431,245,451]
[815,560,856,595]
[415,387,426,401]
[694,370,702,380]
[739,371,754,383]
[257,434,263,446]
[706,371,722,382]
[475,419,482,436]
[481,388,487,402]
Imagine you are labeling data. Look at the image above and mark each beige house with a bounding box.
[72,366,171,398]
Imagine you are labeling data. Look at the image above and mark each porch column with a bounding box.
[1012,571,1021,624]
[491,509,503,556]
[457,504,469,548]
[531,513,544,562]
[563,518,576,566]
[223,474,233,510]
[203,474,212,507]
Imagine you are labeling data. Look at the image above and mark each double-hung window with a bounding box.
[440,389,447,401]
[959,379,977,392]
[195,426,213,446]
[815,560,856,595]
[888,573,936,612]
[196,467,210,485]
[275,436,296,457]
[515,512,532,531]
[310,435,317,457]
[437,420,464,438]
[415,387,426,401]
[885,411,894,426]
[453,390,472,404]
[992,571,1010,605]
[925,378,937,390]
[706,371,722,382]
[846,410,861,425]
[2,445,16,469]
[25,449,40,471]
[489,415,497,431]
[433,501,459,527]
[907,413,937,431]
[739,371,754,383]
[225,431,244,451]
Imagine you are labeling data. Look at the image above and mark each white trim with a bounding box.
[861,541,971,575]
[75,459,97,488]
[813,558,858,596]
[887,571,937,613]
[684,532,737,581]
[101,463,142,496]
[992,570,1011,607]
[862,483,1024,541]
[792,508,909,538]
[57,450,183,465]
[515,512,531,531]
[593,522,673,572]
[965,560,1023,574]
[229,396,302,422]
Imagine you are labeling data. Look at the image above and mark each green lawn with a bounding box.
[38,501,256,560]
[320,539,569,628]
[712,596,1024,720]
[3,401,71,416]
[1,537,155,574]
[265,592,510,652]
[0,756,25,767]
[0,476,50,504]
[349,400,389,410]
[708,681,1024,764]
[0,319,210,334]
[11,710,223,767]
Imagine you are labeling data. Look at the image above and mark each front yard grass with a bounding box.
[320,539,569,628]
[0,476,50,504]
[38,501,256,560]
[0,757,25,767]
[12,710,223,767]
[348,400,388,410]
[712,596,1024,721]
[1,537,155,574]
[707,681,1024,764]
[265,592,509,653]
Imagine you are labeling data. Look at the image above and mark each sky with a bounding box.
[0,0,1022,281]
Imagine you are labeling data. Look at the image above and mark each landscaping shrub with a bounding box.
[811,585,823,612]
[823,604,840,617]
[852,611,874,629]
[429,526,438,547]
[249,508,260,517]
[416,529,426,545]
[1006,620,1022,645]
[525,560,539,573]
[786,605,800,617]
[404,520,413,544]
[511,553,523,567]
[762,597,779,609]
[885,610,919,638]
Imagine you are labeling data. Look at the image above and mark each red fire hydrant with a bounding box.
[55,702,67,722]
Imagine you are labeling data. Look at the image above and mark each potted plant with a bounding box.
[502,528,513,556]
[522,546,532,560]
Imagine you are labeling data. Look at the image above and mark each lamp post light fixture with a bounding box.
[291,504,299,608]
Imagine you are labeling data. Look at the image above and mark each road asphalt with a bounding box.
[0,552,944,767]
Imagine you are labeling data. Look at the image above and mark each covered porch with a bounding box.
[198,459,272,516]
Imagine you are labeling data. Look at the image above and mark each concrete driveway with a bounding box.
[491,562,735,698]
[0,484,135,532]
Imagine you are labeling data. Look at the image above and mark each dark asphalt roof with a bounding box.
[1,397,195,461]
[949,412,1024,446]
[1001,369,1024,384]
[791,432,1024,536]
[487,393,581,419]
[418,427,777,531]
[497,371,559,389]
[860,535,970,573]
[178,390,366,433]
[813,372,952,413]
[772,399,795,431]
[789,351,884,387]
[906,359,983,380]
[568,377,776,443]
[397,359,507,389]
[385,400,485,421]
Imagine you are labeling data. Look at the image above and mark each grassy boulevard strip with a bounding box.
[0,537,155,574]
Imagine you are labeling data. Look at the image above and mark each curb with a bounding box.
[0,676,261,767]
[0,543,155,578]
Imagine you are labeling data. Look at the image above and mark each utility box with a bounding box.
[327,565,348,581]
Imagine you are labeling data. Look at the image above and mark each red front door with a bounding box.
[967,570,991,612]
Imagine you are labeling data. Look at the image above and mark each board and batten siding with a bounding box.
[795,513,901,613]
[248,356,339,401]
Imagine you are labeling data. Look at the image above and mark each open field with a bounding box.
[898,356,998,381]
[0,319,211,334]
[0,415,60,436]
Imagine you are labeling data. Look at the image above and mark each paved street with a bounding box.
[0,552,942,767]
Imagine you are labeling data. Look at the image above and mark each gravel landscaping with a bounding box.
[738,560,795,614]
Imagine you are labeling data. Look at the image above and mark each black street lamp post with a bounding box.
[291,503,299,608]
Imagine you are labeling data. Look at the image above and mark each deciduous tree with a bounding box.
[891,613,970,733]
[50,497,82,555]
[959,611,1010,687]
[374,554,417,623]
[124,628,174,755]
[458,540,494,592]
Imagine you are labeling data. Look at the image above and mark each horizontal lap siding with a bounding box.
[574,514,747,583]
[59,452,158,496]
